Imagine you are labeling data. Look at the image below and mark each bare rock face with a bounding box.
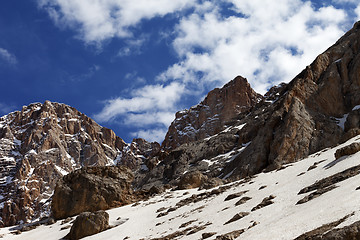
[120,138,161,171]
[52,166,134,220]
[162,76,262,150]
[65,211,110,240]
[0,101,141,227]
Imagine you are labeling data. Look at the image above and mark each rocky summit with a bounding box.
[1,20,360,240]
[162,76,262,150]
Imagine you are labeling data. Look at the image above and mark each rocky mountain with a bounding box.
[1,19,360,239]
[1,134,360,239]
[0,101,159,227]
[136,21,360,190]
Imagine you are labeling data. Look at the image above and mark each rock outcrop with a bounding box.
[51,166,134,220]
[65,211,110,240]
[162,76,262,150]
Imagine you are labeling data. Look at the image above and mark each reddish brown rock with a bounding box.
[52,166,134,220]
[65,211,110,240]
[162,76,262,150]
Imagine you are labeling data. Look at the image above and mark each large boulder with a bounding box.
[177,171,208,190]
[52,166,134,220]
[65,211,109,240]
[335,142,360,159]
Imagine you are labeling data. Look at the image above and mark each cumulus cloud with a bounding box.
[94,81,185,141]
[0,48,17,65]
[37,0,195,44]
[159,0,350,94]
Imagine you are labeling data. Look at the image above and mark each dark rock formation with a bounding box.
[251,195,276,211]
[294,214,358,240]
[335,142,360,159]
[297,164,360,204]
[224,212,249,225]
[65,211,110,240]
[52,166,134,220]
[215,229,245,240]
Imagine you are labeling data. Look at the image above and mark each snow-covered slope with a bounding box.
[1,135,360,239]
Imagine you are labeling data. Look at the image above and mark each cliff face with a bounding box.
[0,101,158,227]
[162,76,262,150]
[138,21,360,188]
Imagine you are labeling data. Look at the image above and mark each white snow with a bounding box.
[44,148,57,153]
[1,136,360,240]
[352,105,360,111]
[335,113,348,130]
[223,169,235,179]
[13,138,21,146]
[113,152,122,165]
[234,123,246,130]
[54,166,68,176]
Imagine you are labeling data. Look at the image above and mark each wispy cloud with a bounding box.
[117,37,148,57]
[68,65,100,82]
[0,48,17,65]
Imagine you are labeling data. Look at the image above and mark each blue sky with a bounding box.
[0,0,359,143]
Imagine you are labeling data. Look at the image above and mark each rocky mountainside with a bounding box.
[1,135,360,239]
[136,21,360,190]
[0,101,159,227]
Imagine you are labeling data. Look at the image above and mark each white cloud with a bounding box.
[159,0,350,94]
[356,4,360,20]
[37,0,195,44]
[117,37,148,57]
[0,48,17,65]
[94,81,184,127]
[131,128,168,143]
